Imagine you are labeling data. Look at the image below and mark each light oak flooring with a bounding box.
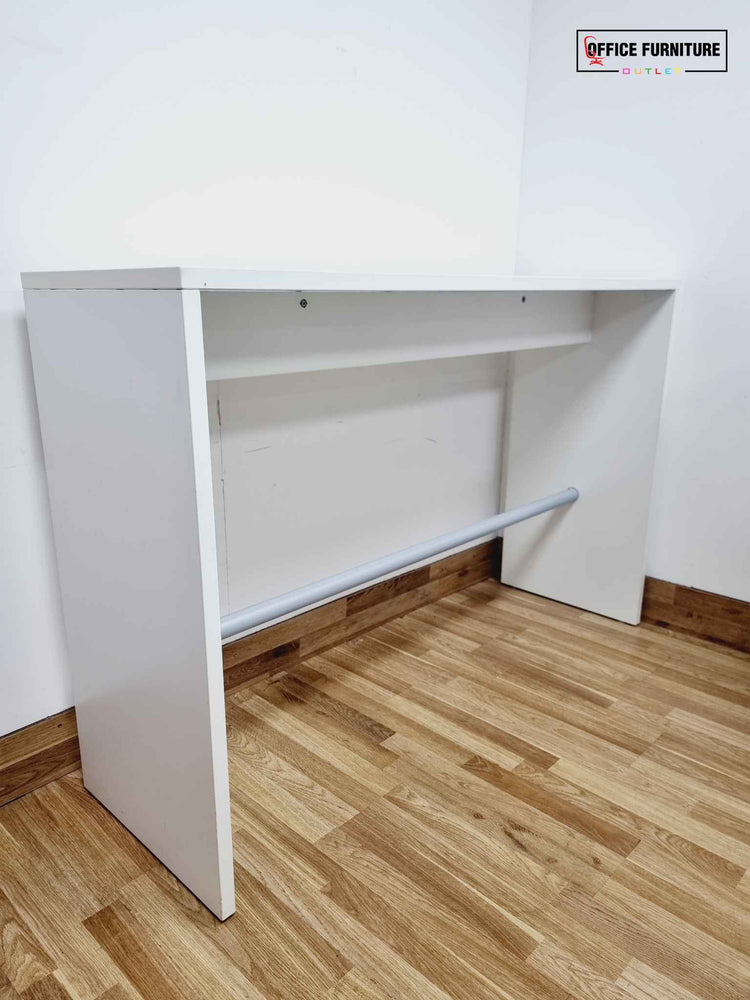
[2,580,750,1000]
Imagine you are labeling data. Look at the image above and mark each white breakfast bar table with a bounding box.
[22,268,677,918]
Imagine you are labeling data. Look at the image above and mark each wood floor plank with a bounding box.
[624,672,750,736]
[134,865,294,1000]
[304,660,475,765]
[615,959,705,1000]
[226,703,358,835]
[361,638,561,768]
[450,663,657,756]
[326,968,391,999]
[229,753,344,843]
[232,864,351,1000]
[234,693,401,796]
[525,939,631,1000]
[638,637,750,695]
[462,755,640,856]
[450,630,661,719]
[552,758,750,873]
[383,733,624,891]
[83,903,189,1000]
[257,674,400,768]
[506,759,658,845]
[390,778,607,899]
[626,836,750,916]
[438,676,639,776]
[322,867,565,1000]
[2,578,750,1000]
[633,743,750,815]
[21,975,75,1000]
[0,823,129,1000]
[657,664,750,710]
[228,700,381,813]
[667,707,750,752]
[375,616,485,661]
[92,988,138,1000]
[55,773,156,878]
[233,822,456,1000]
[271,675,395,744]
[317,824,543,962]
[611,857,750,956]
[0,978,20,1000]
[657,725,750,783]
[377,614,490,655]
[0,794,103,917]
[322,635,456,692]
[526,901,632,982]
[411,601,510,645]
[508,658,616,709]
[342,785,566,923]
[382,690,524,770]
[463,595,659,677]
[688,800,750,847]
[559,881,750,1000]
[0,889,55,993]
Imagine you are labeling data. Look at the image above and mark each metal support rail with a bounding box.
[220,487,579,641]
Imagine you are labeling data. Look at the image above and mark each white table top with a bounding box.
[21,267,678,292]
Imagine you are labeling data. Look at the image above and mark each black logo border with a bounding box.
[576,29,728,74]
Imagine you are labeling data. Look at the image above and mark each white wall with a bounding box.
[516,1,750,602]
[0,0,533,735]
[0,295,71,732]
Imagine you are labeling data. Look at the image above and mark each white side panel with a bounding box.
[201,290,593,379]
[24,289,234,919]
[501,290,675,624]
[215,355,507,617]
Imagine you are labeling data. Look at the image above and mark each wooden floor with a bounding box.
[2,581,750,1000]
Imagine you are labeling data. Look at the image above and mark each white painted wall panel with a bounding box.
[0,292,70,736]
[1,0,533,735]
[516,0,750,601]
[2,0,532,289]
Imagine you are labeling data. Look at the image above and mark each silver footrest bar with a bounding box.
[220,487,579,641]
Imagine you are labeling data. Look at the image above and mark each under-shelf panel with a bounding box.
[201,289,594,380]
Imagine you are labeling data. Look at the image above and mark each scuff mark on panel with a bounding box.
[216,393,231,609]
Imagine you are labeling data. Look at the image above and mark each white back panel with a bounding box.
[212,354,507,616]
